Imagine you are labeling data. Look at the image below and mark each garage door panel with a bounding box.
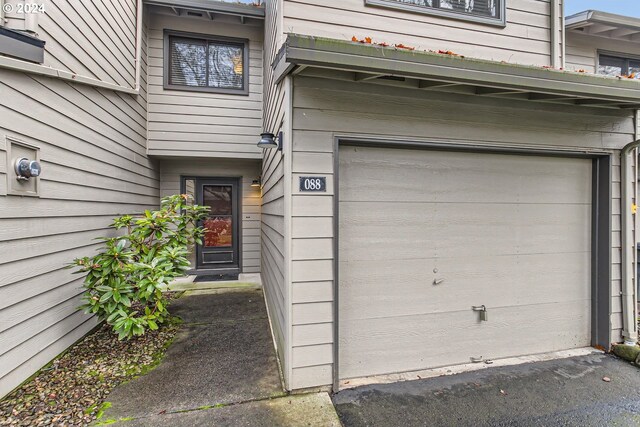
[339,300,591,380]
[338,146,592,381]
[339,147,592,205]
[340,202,591,261]
[339,252,591,321]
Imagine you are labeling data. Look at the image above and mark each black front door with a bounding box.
[195,178,240,272]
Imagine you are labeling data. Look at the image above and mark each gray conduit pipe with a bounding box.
[621,109,640,346]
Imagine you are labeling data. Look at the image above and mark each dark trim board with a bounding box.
[592,156,613,350]
[163,30,250,96]
[332,136,613,391]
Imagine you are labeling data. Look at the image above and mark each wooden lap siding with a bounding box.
[260,0,291,388]
[159,159,262,274]
[282,0,558,67]
[0,68,158,398]
[146,12,263,158]
[287,74,634,389]
[565,32,640,74]
[0,1,156,398]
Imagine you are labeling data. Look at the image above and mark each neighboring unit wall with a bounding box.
[287,73,636,389]
[158,158,262,274]
[282,0,557,66]
[146,11,263,158]
[566,32,640,73]
[0,72,157,398]
[39,0,138,88]
[260,0,291,388]
[0,1,157,398]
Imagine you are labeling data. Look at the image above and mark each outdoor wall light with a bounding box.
[251,177,262,188]
[257,131,283,151]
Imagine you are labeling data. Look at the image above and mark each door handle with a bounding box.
[433,278,445,285]
[472,305,488,321]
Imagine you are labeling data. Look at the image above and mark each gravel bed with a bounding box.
[0,297,181,427]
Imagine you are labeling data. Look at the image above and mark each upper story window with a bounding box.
[365,0,505,26]
[598,54,640,79]
[164,31,249,95]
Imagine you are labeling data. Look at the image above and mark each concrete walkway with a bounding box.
[99,289,340,426]
[333,353,640,427]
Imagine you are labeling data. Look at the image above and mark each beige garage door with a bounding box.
[338,145,592,380]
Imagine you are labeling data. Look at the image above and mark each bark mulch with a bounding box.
[0,310,181,427]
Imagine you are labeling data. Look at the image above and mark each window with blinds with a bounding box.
[165,33,248,94]
[366,0,504,25]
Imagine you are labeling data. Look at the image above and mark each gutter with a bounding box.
[566,9,640,32]
[621,109,640,346]
[550,0,559,68]
[135,0,143,92]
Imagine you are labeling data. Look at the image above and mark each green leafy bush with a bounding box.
[70,194,209,340]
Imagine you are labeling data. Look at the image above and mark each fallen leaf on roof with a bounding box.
[394,43,415,51]
[437,50,460,56]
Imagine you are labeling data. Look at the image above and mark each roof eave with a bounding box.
[275,34,640,108]
[143,0,265,19]
[566,10,640,32]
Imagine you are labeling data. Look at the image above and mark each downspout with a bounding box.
[134,0,143,92]
[550,0,560,68]
[621,109,640,346]
[560,0,566,69]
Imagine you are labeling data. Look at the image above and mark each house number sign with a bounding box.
[299,176,327,192]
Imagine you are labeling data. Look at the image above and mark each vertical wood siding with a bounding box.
[0,5,156,398]
[282,0,554,66]
[260,0,291,388]
[146,11,263,158]
[288,73,635,389]
[158,159,262,274]
[565,32,640,74]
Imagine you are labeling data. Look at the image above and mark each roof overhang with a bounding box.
[143,0,265,20]
[274,34,640,109]
[565,10,640,41]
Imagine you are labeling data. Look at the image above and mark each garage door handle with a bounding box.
[433,278,445,285]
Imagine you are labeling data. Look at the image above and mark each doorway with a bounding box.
[192,177,241,273]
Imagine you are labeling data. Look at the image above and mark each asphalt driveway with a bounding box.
[333,353,640,427]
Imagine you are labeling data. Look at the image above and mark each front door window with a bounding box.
[203,185,233,248]
[192,178,240,272]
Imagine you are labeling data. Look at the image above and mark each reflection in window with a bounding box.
[598,54,640,79]
[384,0,499,19]
[204,217,233,247]
[168,35,246,91]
